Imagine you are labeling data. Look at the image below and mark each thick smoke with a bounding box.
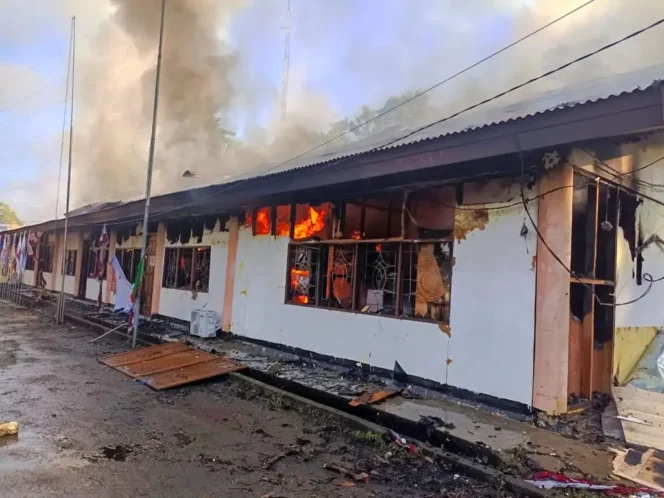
[73,0,247,204]
[58,0,664,207]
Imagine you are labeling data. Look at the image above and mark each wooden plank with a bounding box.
[613,449,664,492]
[570,277,614,286]
[614,386,664,417]
[568,315,583,396]
[580,285,595,399]
[349,389,398,407]
[592,340,613,394]
[100,343,188,367]
[614,386,664,451]
[142,357,246,390]
[533,163,573,414]
[116,350,217,378]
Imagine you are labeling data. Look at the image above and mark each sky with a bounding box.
[1,0,664,224]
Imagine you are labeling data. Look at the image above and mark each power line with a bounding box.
[517,151,663,307]
[378,17,664,150]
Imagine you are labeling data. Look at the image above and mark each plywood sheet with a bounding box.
[614,327,658,386]
[116,350,218,378]
[101,343,246,390]
[613,448,664,492]
[101,342,189,367]
[614,386,664,451]
[141,357,247,390]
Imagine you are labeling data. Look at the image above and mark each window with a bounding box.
[114,248,141,281]
[41,244,55,273]
[285,189,454,324]
[162,246,211,292]
[64,250,77,276]
[25,254,35,271]
[245,205,292,237]
[88,248,109,279]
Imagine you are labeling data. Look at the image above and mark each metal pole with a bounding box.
[58,15,76,324]
[132,0,166,348]
[54,18,74,320]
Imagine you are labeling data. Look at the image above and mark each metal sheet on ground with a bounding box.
[100,343,246,390]
[101,342,189,367]
[116,350,218,378]
[141,357,247,390]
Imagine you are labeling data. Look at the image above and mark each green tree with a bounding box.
[0,203,22,226]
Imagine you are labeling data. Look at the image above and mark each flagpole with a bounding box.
[58,15,76,324]
[132,0,166,348]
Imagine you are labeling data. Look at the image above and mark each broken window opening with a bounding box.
[401,242,452,322]
[254,207,271,236]
[41,244,55,273]
[276,205,291,237]
[293,203,332,240]
[115,248,141,282]
[87,247,108,279]
[287,245,322,305]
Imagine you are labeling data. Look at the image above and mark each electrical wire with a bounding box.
[517,150,660,307]
[377,17,664,150]
[52,0,597,230]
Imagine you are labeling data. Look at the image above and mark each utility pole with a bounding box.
[132,0,166,348]
[280,0,291,127]
[58,15,76,324]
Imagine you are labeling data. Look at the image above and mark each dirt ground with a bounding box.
[0,304,519,498]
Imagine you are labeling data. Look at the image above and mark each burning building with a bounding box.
[7,72,664,415]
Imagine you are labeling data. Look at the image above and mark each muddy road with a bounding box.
[0,304,517,497]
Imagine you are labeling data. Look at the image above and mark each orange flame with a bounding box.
[244,210,252,228]
[290,268,310,305]
[294,206,327,239]
[255,207,270,235]
[351,230,361,240]
[375,244,382,252]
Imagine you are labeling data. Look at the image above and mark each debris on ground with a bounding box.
[0,421,18,437]
[527,470,664,496]
[323,462,370,482]
[418,414,455,439]
[263,446,300,470]
[349,388,398,407]
[613,448,664,493]
[388,429,418,453]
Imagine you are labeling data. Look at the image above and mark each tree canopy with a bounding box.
[0,203,22,226]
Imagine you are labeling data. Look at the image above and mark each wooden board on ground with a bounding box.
[101,342,189,367]
[614,386,664,451]
[613,448,664,492]
[100,343,246,390]
[349,389,398,407]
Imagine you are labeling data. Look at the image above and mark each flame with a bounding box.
[290,267,310,305]
[375,244,382,252]
[255,207,270,235]
[244,210,252,228]
[351,230,361,240]
[294,206,327,239]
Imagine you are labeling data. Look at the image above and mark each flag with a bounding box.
[26,232,34,257]
[130,257,144,304]
[96,224,109,279]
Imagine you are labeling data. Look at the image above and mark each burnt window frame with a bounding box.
[87,247,109,280]
[64,250,77,277]
[41,244,55,273]
[162,246,211,292]
[283,196,454,325]
[114,248,141,282]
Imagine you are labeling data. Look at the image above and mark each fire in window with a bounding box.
[287,245,321,305]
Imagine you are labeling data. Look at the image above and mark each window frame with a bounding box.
[162,246,211,293]
[88,247,109,280]
[285,237,454,325]
[64,249,77,277]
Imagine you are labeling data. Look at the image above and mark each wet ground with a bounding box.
[0,303,518,498]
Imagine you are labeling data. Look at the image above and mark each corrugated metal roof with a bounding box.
[221,65,664,184]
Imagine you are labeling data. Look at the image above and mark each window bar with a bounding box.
[359,204,366,238]
[289,202,296,239]
[315,246,323,306]
[270,205,277,237]
[351,244,359,310]
[251,207,257,236]
[284,246,292,303]
[396,243,403,316]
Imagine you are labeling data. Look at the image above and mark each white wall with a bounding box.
[231,189,538,406]
[85,278,108,302]
[22,270,34,285]
[43,272,52,289]
[157,221,228,322]
[54,274,76,295]
[446,201,538,405]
